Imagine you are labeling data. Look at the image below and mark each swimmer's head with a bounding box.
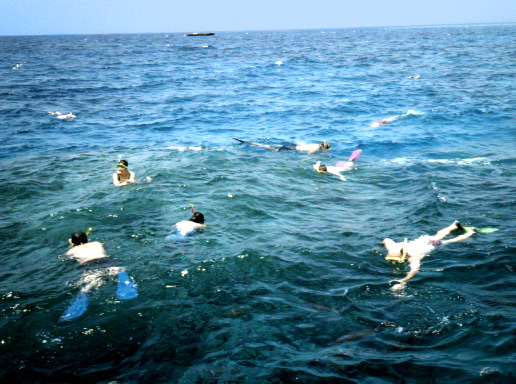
[116,160,128,170]
[320,141,331,150]
[189,212,205,224]
[70,231,88,246]
[317,164,328,173]
[381,238,399,251]
[381,238,404,262]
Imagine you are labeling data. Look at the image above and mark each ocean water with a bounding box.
[0,25,515,383]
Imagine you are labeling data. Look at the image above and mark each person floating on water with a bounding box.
[59,229,137,321]
[233,138,330,155]
[313,149,362,181]
[173,205,206,236]
[48,111,76,120]
[113,159,135,187]
[370,110,417,128]
[166,144,205,151]
[381,221,477,291]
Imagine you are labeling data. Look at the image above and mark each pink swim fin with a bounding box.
[335,149,362,167]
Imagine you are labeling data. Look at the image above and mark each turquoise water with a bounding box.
[0,26,515,383]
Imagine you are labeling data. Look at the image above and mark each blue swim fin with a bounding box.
[117,271,138,300]
[59,292,89,322]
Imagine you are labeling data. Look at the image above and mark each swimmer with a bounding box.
[60,229,137,321]
[233,138,330,155]
[57,113,76,120]
[48,111,76,120]
[381,221,476,291]
[313,149,361,181]
[370,110,416,128]
[166,144,204,151]
[295,141,331,154]
[314,162,351,181]
[113,160,135,187]
[173,205,206,236]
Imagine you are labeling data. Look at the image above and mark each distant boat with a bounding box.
[186,32,215,36]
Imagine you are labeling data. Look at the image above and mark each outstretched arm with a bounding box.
[327,169,347,181]
[390,259,421,291]
[336,173,347,181]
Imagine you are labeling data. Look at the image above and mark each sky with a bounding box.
[1,0,515,36]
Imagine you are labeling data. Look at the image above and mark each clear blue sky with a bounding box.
[2,0,515,36]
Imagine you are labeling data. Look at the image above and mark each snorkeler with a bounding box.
[113,160,135,187]
[313,149,362,181]
[233,138,331,155]
[173,205,206,236]
[60,229,137,321]
[381,221,476,291]
[48,111,76,120]
[370,110,416,128]
[165,144,204,151]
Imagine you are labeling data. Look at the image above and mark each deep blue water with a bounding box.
[0,25,515,383]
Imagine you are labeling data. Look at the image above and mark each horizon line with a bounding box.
[2,21,515,38]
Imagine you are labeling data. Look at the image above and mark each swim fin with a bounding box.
[348,149,362,162]
[463,226,499,234]
[117,271,138,300]
[59,292,89,322]
[335,150,362,168]
[479,227,499,233]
